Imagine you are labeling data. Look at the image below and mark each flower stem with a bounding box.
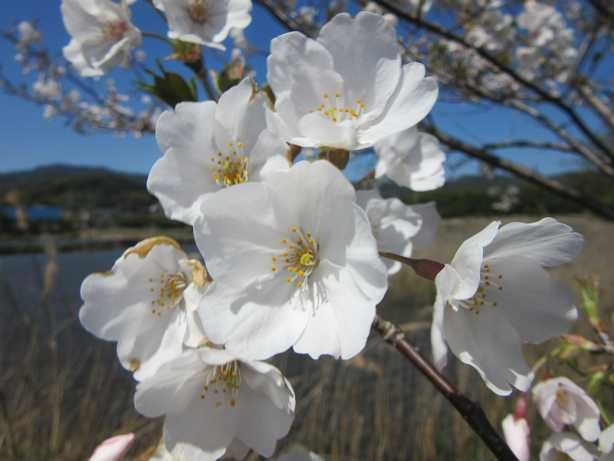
[379,252,444,281]
[372,315,518,461]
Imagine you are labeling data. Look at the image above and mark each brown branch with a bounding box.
[372,316,518,461]
[424,124,614,220]
[372,0,614,159]
[482,140,577,153]
[256,0,318,37]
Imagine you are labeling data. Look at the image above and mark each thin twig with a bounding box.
[372,316,518,461]
[424,123,614,220]
[372,0,613,159]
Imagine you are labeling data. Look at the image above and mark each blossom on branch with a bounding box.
[533,377,602,442]
[79,237,209,380]
[61,0,141,77]
[431,218,583,395]
[356,189,440,275]
[155,0,252,49]
[134,347,295,460]
[266,12,438,151]
[148,77,289,225]
[374,126,446,191]
[194,160,388,361]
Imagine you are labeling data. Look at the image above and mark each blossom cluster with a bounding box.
[502,377,614,461]
[72,2,587,459]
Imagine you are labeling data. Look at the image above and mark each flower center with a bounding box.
[103,20,128,41]
[209,142,249,187]
[457,263,504,314]
[187,0,209,24]
[272,227,319,288]
[200,360,241,408]
[555,388,572,413]
[149,272,188,316]
[310,91,366,124]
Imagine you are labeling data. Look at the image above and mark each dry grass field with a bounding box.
[1,215,612,460]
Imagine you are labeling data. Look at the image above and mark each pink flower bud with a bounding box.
[89,433,135,461]
[502,413,530,461]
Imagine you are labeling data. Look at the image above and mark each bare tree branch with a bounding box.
[425,124,614,220]
[372,315,518,461]
[482,140,577,153]
[372,0,614,159]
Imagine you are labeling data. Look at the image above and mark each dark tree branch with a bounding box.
[372,316,518,461]
[482,140,577,153]
[425,124,614,220]
[372,0,614,159]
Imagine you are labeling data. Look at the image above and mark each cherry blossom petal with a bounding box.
[443,306,532,395]
[486,218,584,267]
[359,62,438,145]
[487,256,577,343]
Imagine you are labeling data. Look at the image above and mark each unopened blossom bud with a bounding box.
[89,433,134,461]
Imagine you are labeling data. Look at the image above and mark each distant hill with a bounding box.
[382,170,614,217]
[1,164,612,218]
[0,164,154,211]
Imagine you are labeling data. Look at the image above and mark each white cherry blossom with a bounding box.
[431,218,583,395]
[266,12,438,151]
[134,347,295,460]
[61,0,141,77]
[148,77,289,225]
[540,432,599,461]
[194,160,388,361]
[80,237,208,380]
[374,126,446,191]
[16,21,42,49]
[356,189,440,275]
[155,0,252,49]
[533,377,602,442]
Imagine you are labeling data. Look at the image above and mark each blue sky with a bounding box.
[0,1,598,178]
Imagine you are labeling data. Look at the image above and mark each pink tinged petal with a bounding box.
[533,377,601,442]
[486,256,577,344]
[148,101,218,224]
[443,306,532,395]
[316,12,402,120]
[485,217,584,267]
[448,220,500,300]
[89,433,135,461]
[540,432,598,461]
[359,62,438,146]
[502,414,531,461]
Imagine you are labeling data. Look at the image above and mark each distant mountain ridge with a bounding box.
[0,164,611,217]
[0,164,153,211]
